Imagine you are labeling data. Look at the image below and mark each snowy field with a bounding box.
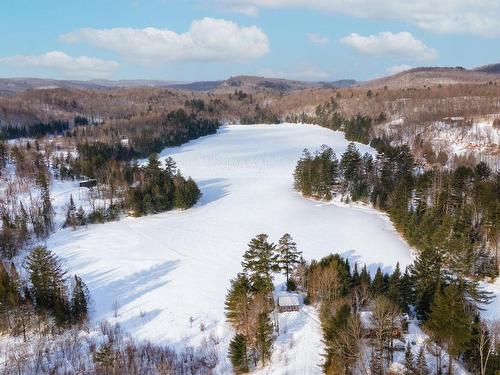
[45,124,431,372]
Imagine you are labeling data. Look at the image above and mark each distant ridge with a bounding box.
[361,64,500,89]
[474,63,500,74]
[1,62,498,95]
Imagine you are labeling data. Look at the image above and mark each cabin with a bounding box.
[277,295,301,313]
[359,311,408,338]
[79,179,97,188]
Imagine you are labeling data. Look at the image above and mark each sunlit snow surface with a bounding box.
[48,124,418,372]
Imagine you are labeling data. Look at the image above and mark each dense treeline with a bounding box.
[0,120,70,139]
[287,98,377,145]
[290,250,499,375]
[293,143,500,374]
[1,110,209,259]
[294,143,499,281]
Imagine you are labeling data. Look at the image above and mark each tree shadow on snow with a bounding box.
[196,178,230,207]
[340,250,395,275]
[82,260,179,322]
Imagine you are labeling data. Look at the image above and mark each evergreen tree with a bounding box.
[411,246,442,321]
[387,262,403,308]
[36,169,54,235]
[164,157,177,178]
[371,267,386,295]
[415,347,429,375]
[25,246,67,312]
[276,233,301,291]
[359,264,371,287]
[400,268,414,312]
[241,234,276,294]
[340,142,362,198]
[64,195,77,229]
[255,312,274,365]
[71,275,89,324]
[76,206,87,226]
[404,344,415,375]
[228,334,249,374]
[94,343,114,369]
[16,202,30,246]
[225,273,252,335]
[425,284,473,375]
[351,262,360,288]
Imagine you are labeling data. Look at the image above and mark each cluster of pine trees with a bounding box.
[293,143,374,201]
[125,154,201,215]
[289,250,499,375]
[0,246,89,337]
[0,120,70,140]
[293,141,500,374]
[225,233,302,373]
[294,142,500,281]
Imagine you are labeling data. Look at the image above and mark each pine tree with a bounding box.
[400,268,414,311]
[404,344,415,375]
[225,273,252,335]
[76,206,86,226]
[415,347,429,375]
[64,195,77,229]
[351,262,360,288]
[36,170,54,235]
[387,262,403,308]
[17,202,30,244]
[276,233,302,291]
[340,142,362,197]
[94,343,114,369]
[71,275,89,324]
[359,264,371,287]
[26,246,67,311]
[411,246,442,321]
[228,333,249,374]
[255,312,274,365]
[164,157,177,178]
[371,267,386,295]
[425,284,472,375]
[241,234,275,294]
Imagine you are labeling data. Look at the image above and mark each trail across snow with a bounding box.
[47,124,419,372]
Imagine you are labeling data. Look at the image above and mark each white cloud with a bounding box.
[386,64,413,75]
[0,51,119,79]
[258,64,331,81]
[341,32,437,61]
[308,33,329,45]
[220,0,500,37]
[61,18,269,64]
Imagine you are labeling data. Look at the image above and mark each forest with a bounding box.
[0,109,214,260]
[292,141,499,374]
[225,233,500,375]
[294,142,500,280]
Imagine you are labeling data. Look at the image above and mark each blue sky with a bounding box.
[1,0,499,81]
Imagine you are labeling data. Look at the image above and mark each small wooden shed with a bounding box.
[277,295,301,313]
[79,179,97,188]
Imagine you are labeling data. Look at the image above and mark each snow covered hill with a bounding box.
[46,124,418,373]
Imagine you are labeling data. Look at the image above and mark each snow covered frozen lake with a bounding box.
[47,123,416,372]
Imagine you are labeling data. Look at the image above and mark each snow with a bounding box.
[40,123,495,373]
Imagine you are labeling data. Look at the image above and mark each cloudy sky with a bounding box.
[1,0,499,81]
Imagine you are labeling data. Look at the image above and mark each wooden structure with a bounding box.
[359,311,408,338]
[277,295,301,313]
[79,179,97,188]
